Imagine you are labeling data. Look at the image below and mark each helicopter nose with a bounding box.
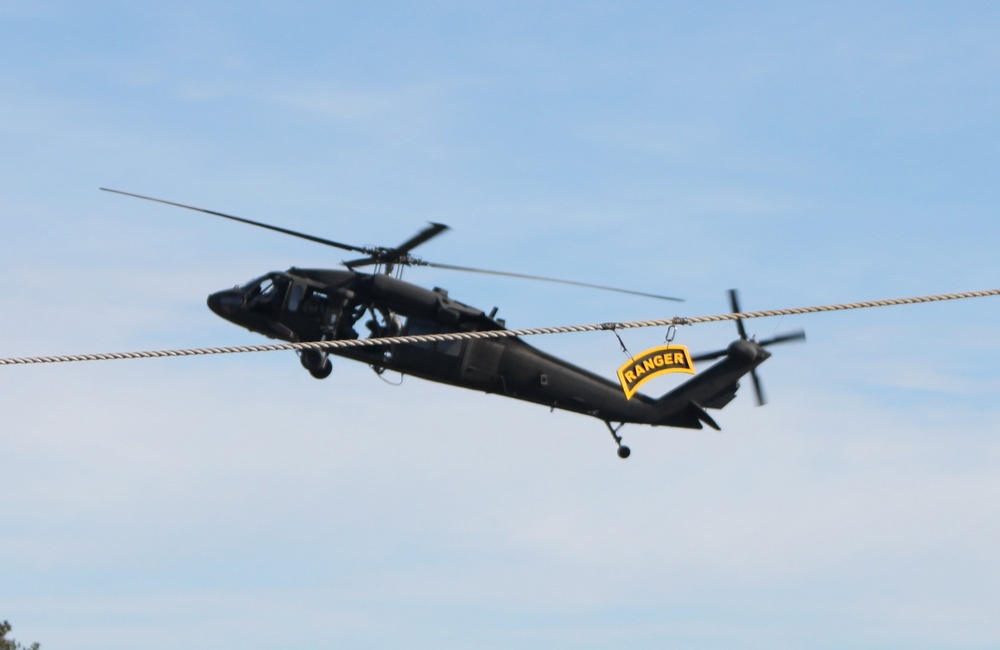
[207,289,243,319]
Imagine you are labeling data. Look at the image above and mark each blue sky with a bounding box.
[2,2,999,649]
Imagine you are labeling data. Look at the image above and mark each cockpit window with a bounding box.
[241,276,261,291]
[241,275,283,308]
[287,283,306,312]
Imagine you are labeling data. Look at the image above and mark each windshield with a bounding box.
[240,274,284,307]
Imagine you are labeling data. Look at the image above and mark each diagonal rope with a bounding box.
[1,289,997,367]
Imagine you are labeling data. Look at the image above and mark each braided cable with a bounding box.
[1,289,996,366]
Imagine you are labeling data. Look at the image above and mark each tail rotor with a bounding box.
[693,289,806,406]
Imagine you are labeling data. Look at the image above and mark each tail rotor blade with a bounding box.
[751,369,766,406]
[729,289,748,340]
[690,348,729,362]
[703,290,803,407]
[758,329,807,348]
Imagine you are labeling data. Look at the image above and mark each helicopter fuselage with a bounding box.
[207,268,771,437]
[103,188,803,457]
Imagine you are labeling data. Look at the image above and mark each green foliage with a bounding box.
[0,621,40,650]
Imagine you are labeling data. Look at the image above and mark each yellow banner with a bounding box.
[616,345,695,400]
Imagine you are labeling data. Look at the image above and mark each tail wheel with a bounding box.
[604,421,631,459]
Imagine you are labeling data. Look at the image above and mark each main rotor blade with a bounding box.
[344,222,451,269]
[417,261,684,302]
[395,222,450,255]
[343,255,380,268]
[101,188,371,255]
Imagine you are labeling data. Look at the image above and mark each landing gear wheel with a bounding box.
[617,445,631,459]
[300,349,332,379]
[308,359,333,379]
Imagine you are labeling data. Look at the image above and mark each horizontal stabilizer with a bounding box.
[690,401,721,431]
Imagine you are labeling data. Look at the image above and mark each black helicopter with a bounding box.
[104,189,805,458]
